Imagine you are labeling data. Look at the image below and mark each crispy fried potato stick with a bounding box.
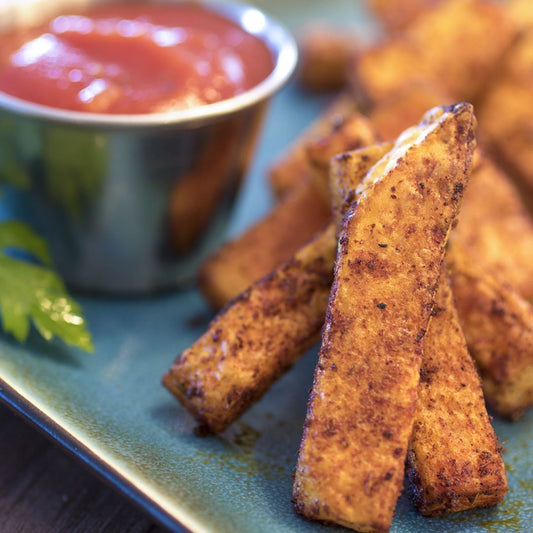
[268,93,359,198]
[199,182,331,309]
[477,30,533,199]
[508,0,533,32]
[331,145,508,518]
[306,112,378,200]
[164,224,336,434]
[352,0,515,107]
[166,146,388,433]
[367,0,444,33]
[293,104,476,533]
[407,264,507,516]
[452,153,533,300]
[447,243,533,420]
[329,142,393,229]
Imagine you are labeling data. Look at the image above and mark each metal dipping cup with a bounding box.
[0,0,297,293]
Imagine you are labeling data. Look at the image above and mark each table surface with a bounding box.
[0,402,169,533]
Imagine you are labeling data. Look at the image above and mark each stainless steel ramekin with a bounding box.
[0,0,297,293]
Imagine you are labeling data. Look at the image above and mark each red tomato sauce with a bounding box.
[0,2,274,114]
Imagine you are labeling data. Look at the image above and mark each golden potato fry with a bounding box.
[163,224,337,434]
[477,30,533,198]
[508,0,533,32]
[352,0,516,106]
[407,264,507,517]
[329,142,393,229]
[297,25,358,92]
[367,0,444,33]
[447,243,533,421]
[268,93,358,198]
[293,104,476,532]
[305,111,378,200]
[199,180,331,309]
[330,146,508,517]
[452,153,533,300]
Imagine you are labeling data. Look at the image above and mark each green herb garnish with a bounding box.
[0,220,93,352]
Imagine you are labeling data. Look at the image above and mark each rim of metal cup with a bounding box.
[0,0,298,129]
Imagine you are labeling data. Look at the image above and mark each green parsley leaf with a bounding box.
[0,220,93,352]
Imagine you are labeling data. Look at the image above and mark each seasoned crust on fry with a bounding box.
[407,264,507,516]
[447,244,533,420]
[367,0,444,33]
[329,142,393,229]
[164,225,337,434]
[477,30,533,196]
[351,0,516,106]
[268,93,358,198]
[306,112,378,200]
[293,104,476,532]
[452,153,533,300]
[199,181,331,309]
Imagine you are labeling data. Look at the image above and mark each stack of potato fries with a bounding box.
[163,1,533,531]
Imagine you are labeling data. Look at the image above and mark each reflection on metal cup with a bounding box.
[0,0,297,293]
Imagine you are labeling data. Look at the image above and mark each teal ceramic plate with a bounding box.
[0,2,531,532]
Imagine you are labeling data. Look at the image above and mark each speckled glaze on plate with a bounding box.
[0,2,532,532]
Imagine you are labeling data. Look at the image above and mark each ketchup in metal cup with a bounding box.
[0,2,275,114]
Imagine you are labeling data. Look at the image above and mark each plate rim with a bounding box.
[0,376,193,533]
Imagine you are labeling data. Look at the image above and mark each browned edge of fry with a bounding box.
[268,93,358,198]
[329,142,394,230]
[163,225,337,434]
[451,152,533,300]
[407,263,507,516]
[306,112,379,201]
[198,181,331,309]
[447,243,533,420]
